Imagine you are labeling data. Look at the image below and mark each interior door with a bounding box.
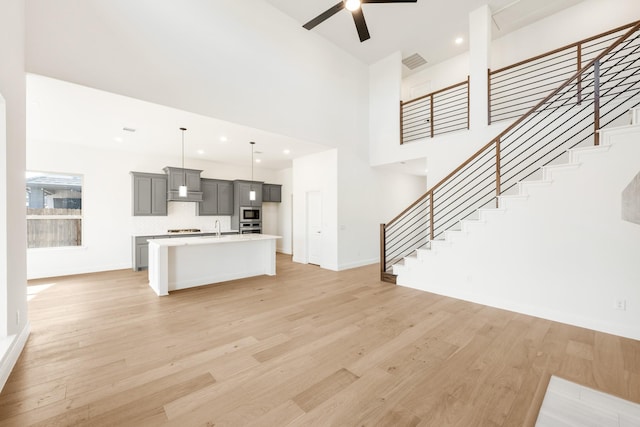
[306,191,322,265]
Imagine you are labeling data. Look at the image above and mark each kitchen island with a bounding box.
[147,234,281,296]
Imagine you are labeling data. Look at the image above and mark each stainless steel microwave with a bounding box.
[240,206,261,222]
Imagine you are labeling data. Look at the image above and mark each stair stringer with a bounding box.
[396,124,640,341]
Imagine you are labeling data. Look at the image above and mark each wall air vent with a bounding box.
[402,53,427,70]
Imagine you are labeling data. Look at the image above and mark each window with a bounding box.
[26,172,83,248]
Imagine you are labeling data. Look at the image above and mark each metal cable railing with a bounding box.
[401,78,469,144]
[381,22,640,281]
[489,21,639,124]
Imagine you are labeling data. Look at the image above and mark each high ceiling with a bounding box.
[265,0,585,75]
[27,75,329,171]
[25,0,586,174]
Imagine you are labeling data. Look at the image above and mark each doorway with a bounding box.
[306,191,322,265]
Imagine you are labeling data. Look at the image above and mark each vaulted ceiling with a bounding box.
[264,0,585,75]
[25,0,586,172]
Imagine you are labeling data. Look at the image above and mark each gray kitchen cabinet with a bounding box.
[135,238,150,270]
[217,181,234,214]
[164,167,201,192]
[263,184,282,203]
[163,167,203,201]
[133,236,154,270]
[235,180,263,206]
[131,172,168,216]
[198,179,234,215]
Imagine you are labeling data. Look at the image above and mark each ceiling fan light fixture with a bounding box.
[345,0,361,12]
[303,0,416,43]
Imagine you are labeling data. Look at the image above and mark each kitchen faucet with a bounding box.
[214,219,221,237]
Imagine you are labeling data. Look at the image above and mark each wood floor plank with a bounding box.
[292,368,360,412]
[1,254,638,426]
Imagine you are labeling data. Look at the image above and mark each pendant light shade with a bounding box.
[179,128,188,198]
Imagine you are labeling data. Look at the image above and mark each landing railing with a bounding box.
[489,21,640,124]
[400,78,469,144]
[381,22,640,281]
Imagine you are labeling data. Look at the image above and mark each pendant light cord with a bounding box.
[181,128,187,186]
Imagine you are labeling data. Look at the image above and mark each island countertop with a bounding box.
[149,233,281,247]
[132,229,239,237]
[147,234,281,296]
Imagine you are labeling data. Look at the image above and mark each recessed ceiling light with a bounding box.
[113,137,123,143]
[283,149,291,155]
[255,159,262,163]
[455,37,464,45]
[219,136,228,142]
[197,149,205,155]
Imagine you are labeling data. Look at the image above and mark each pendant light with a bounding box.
[249,141,256,201]
[179,127,188,198]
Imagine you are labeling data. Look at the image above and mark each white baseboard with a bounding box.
[27,263,131,280]
[338,258,378,271]
[0,321,30,392]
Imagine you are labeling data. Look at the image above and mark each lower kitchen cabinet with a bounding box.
[133,236,154,271]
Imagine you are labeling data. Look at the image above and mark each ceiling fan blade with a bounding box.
[303,1,345,30]
[362,0,417,3]
[351,8,371,42]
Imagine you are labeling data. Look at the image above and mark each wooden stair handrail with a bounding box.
[402,79,469,106]
[490,20,640,76]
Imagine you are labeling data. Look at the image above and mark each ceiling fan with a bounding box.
[303,0,418,43]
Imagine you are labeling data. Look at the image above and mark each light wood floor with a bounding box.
[1,254,638,426]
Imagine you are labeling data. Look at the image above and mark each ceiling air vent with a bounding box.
[402,53,427,70]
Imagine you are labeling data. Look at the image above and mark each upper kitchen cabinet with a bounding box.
[198,179,234,216]
[263,184,282,203]
[131,172,167,216]
[163,167,203,202]
[234,180,263,206]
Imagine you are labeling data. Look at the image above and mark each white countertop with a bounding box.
[133,230,239,237]
[148,234,281,247]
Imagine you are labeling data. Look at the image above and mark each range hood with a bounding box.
[163,167,203,202]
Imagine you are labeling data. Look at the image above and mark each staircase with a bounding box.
[394,116,640,339]
[380,23,640,340]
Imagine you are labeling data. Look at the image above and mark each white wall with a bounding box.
[338,144,427,270]
[275,168,293,255]
[26,140,285,279]
[491,0,640,70]
[292,150,339,270]
[25,0,386,273]
[0,0,29,391]
[25,0,369,150]
[398,125,640,340]
[371,0,640,188]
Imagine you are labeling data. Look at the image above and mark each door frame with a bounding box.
[305,190,322,265]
